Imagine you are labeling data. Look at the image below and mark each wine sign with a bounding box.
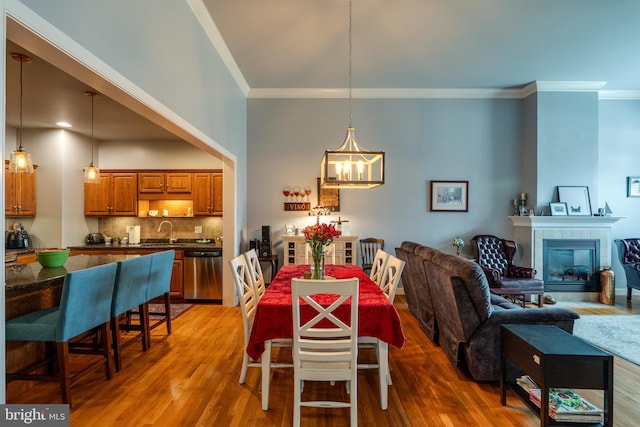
[284,203,310,211]
[282,185,312,211]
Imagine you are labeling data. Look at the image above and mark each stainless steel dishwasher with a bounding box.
[183,248,223,302]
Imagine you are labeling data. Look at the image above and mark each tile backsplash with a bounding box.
[99,216,223,241]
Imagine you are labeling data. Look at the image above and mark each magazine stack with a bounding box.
[516,375,604,424]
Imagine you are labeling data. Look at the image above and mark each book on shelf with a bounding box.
[516,376,603,424]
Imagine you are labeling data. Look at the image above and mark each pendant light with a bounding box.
[83,91,101,183]
[9,53,35,173]
[320,0,384,189]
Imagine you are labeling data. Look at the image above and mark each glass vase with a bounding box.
[312,252,325,280]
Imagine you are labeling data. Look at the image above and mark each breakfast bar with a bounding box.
[5,254,134,400]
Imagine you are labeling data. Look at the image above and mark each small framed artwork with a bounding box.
[317,177,340,212]
[430,180,468,212]
[627,177,640,197]
[285,224,295,235]
[549,202,568,216]
[557,186,592,216]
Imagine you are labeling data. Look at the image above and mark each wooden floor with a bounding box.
[8,294,640,426]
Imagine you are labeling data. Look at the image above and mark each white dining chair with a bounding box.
[291,277,359,427]
[379,255,406,303]
[358,255,405,387]
[369,249,390,287]
[244,249,266,300]
[304,242,336,264]
[229,254,290,384]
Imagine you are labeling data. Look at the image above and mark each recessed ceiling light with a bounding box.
[56,121,72,128]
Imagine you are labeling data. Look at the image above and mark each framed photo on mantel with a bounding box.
[557,186,592,216]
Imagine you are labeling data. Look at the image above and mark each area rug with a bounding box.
[572,315,640,365]
[129,303,193,321]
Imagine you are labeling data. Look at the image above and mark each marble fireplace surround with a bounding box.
[510,216,623,301]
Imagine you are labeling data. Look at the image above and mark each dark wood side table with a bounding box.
[258,254,279,285]
[500,324,613,427]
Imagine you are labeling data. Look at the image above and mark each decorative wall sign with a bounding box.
[627,177,640,197]
[284,202,310,211]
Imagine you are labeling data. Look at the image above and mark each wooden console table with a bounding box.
[500,324,613,427]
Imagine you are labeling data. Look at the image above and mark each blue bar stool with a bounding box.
[5,263,118,407]
[145,250,175,348]
[111,255,153,371]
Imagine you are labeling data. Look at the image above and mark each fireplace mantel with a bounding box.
[510,216,624,300]
[509,216,623,229]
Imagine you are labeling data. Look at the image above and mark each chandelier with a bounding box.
[320,0,384,190]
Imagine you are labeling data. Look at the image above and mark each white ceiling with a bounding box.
[5,1,640,141]
[204,0,640,91]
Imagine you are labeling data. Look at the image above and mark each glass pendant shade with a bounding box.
[320,127,385,189]
[84,162,100,183]
[9,146,34,173]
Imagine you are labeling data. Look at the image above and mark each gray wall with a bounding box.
[247,97,523,260]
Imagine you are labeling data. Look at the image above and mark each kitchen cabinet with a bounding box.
[283,235,358,266]
[193,172,223,216]
[138,172,192,199]
[4,161,37,217]
[84,172,137,216]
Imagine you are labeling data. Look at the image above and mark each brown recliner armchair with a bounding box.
[471,235,544,307]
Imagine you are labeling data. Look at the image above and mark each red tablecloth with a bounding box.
[246,264,406,359]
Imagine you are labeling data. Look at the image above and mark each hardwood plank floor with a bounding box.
[8,295,640,426]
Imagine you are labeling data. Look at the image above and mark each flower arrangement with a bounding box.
[302,223,341,279]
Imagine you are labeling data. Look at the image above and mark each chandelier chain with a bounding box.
[348,0,352,128]
[19,56,24,149]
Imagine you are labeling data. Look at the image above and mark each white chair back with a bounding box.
[229,254,258,383]
[369,249,390,286]
[291,277,359,426]
[304,242,336,264]
[379,255,406,303]
[244,249,266,300]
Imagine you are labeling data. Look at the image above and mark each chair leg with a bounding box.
[143,302,152,349]
[164,292,172,335]
[138,303,148,352]
[350,374,358,426]
[239,351,249,384]
[293,375,302,427]
[111,317,123,372]
[628,287,632,300]
[101,322,114,380]
[56,341,72,406]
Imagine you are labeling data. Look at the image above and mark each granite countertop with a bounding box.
[5,254,133,294]
[69,238,221,251]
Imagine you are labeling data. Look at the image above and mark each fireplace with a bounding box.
[510,215,622,301]
[543,239,600,292]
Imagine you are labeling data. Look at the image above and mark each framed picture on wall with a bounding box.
[549,202,568,216]
[627,177,640,197]
[316,177,340,212]
[557,186,592,216]
[430,180,469,212]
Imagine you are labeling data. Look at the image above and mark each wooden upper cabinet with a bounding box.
[4,161,37,217]
[193,172,222,216]
[138,172,192,199]
[84,172,137,216]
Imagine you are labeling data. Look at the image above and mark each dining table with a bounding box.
[246,264,406,411]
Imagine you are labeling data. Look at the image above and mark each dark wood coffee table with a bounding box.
[501,324,613,427]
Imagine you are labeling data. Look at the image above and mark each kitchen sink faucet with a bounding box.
[157,220,176,244]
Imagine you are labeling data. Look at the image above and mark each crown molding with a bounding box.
[599,90,640,100]
[249,87,524,99]
[188,0,250,96]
